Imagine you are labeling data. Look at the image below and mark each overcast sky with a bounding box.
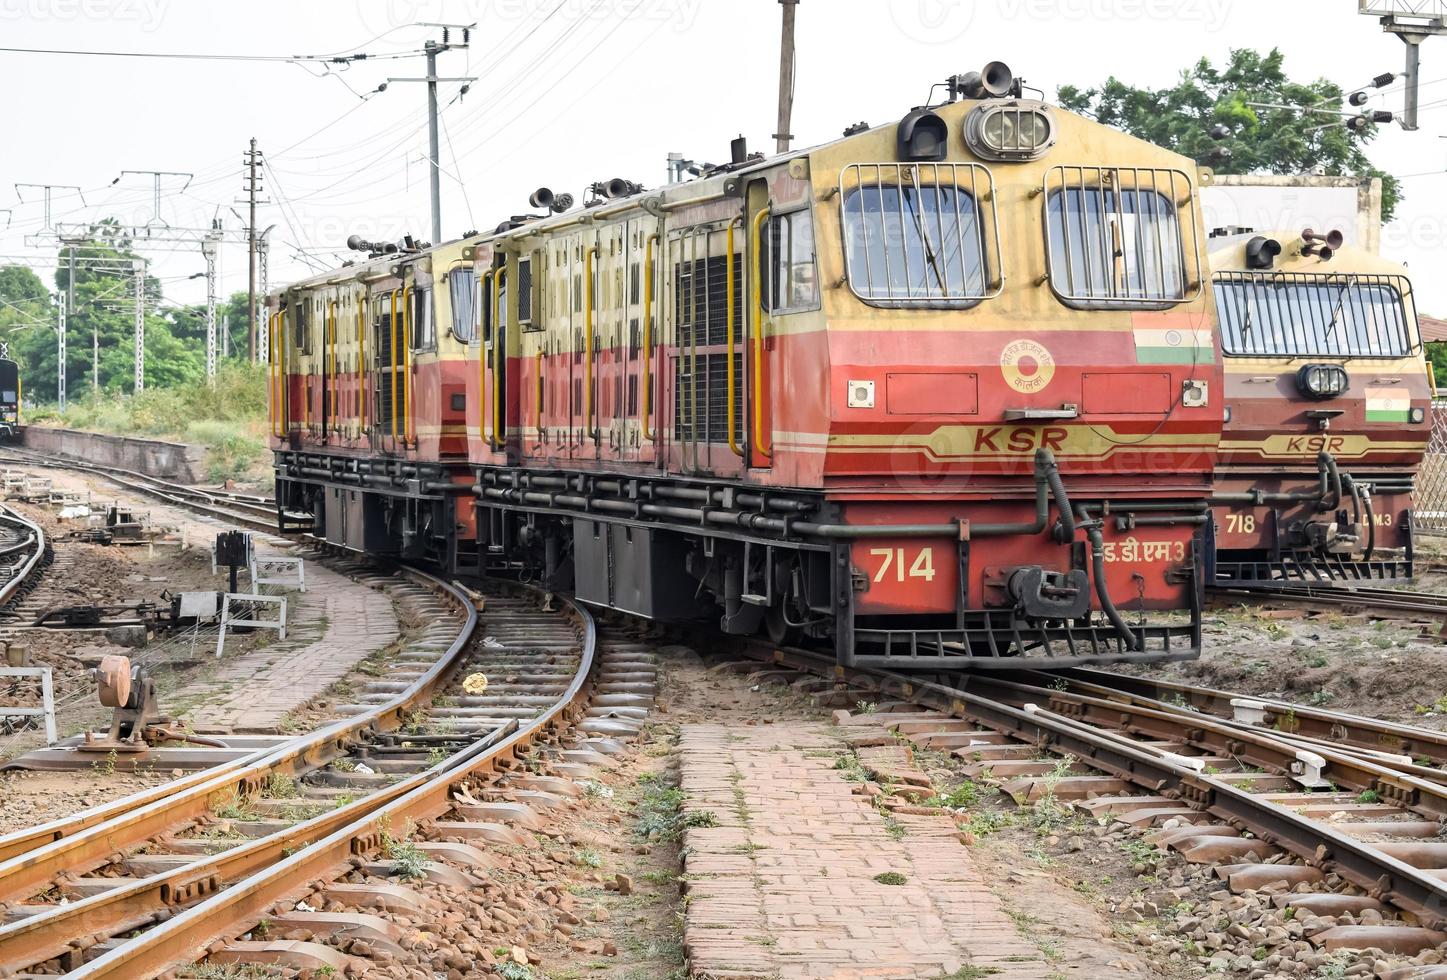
[1,0,1444,320]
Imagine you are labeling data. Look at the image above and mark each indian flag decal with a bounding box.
[1365,385,1411,423]
[1133,326,1215,365]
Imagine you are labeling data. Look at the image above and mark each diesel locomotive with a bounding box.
[268,63,1224,669]
[1208,231,1430,584]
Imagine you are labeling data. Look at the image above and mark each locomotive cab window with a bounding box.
[1214,272,1416,358]
[1044,166,1196,309]
[839,162,997,308]
[448,267,477,344]
[411,287,434,352]
[766,209,820,313]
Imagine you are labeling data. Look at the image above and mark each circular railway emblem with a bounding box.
[1000,339,1056,394]
[1165,329,1183,348]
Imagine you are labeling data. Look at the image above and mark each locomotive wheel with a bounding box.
[764,603,801,647]
[97,654,132,708]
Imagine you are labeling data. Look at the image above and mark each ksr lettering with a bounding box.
[973,427,1069,453]
[1284,436,1347,453]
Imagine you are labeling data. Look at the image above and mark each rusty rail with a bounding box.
[63,597,596,978]
[740,643,1447,931]
[0,566,475,910]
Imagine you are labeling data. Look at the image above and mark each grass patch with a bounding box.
[873,871,908,886]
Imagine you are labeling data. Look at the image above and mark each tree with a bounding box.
[1058,48,1402,222]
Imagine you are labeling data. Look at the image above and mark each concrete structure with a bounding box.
[20,426,205,483]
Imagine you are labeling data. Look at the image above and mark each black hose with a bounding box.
[1354,480,1376,560]
[1318,452,1343,513]
[1076,505,1141,652]
[1040,448,1077,542]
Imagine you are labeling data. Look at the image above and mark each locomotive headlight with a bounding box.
[965,102,1056,162]
[1411,406,1427,424]
[1296,363,1349,400]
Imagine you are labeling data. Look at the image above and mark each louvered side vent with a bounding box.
[672,253,743,448]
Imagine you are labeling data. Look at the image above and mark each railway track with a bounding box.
[728,643,1447,970]
[0,573,617,977]
[0,502,46,611]
[0,448,278,533]
[1211,581,1447,623]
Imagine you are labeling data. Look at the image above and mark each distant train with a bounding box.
[1207,232,1430,584]
[267,61,1226,670]
[0,358,20,440]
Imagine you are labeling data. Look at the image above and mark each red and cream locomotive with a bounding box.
[268,63,1223,669]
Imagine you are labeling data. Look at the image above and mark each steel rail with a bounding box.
[1211,582,1447,618]
[0,566,475,909]
[0,503,45,606]
[0,449,278,531]
[1059,667,1447,770]
[741,643,1447,930]
[66,598,597,979]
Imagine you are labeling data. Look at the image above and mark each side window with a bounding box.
[449,268,477,344]
[292,303,309,353]
[518,256,535,329]
[767,209,820,314]
[411,288,435,351]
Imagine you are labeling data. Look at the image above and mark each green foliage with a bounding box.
[0,223,258,404]
[1058,48,1401,221]
[27,360,269,481]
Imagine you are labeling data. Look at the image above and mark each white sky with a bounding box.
[1,0,1444,314]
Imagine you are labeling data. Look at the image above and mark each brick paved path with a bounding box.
[679,723,1052,979]
[185,558,399,733]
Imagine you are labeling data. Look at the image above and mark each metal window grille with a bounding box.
[1043,165,1200,308]
[1414,397,1447,535]
[1213,272,1416,358]
[839,162,1001,308]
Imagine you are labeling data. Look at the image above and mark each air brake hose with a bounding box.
[1317,452,1343,513]
[1344,476,1376,560]
[1075,504,1142,652]
[1038,448,1076,542]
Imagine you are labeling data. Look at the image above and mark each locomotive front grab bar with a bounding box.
[726,220,743,458]
[493,267,508,451]
[479,269,495,449]
[642,234,658,442]
[585,244,599,441]
[388,288,401,442]
[751,207,773,459]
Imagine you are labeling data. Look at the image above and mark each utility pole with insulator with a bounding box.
[242,138,263,362]
[56,293,65,412]
[388,24,475,246]
[133,259,145,392]
[775,0,799,154]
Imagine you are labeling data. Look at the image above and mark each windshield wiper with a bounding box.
[906,172,947,292]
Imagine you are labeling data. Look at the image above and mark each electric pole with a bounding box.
[56,293,65,412]
[242,139,264,361]
[388,25,475,245]
[133,259,145,392]
[775,0,799,154]
[202,227,221,381]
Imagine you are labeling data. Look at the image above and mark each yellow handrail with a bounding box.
[357,293,366,432]
[642,234,658,442]
[751,207,773,460]
[585,244,598,440]
[493,267,508,450]
[402,285,414,445]
[268,311,279,437]
[535,349,544,442]
[275,310,287,438]
[328,300,338,433]
[725,221,742,458]
[389,288,400,441]
[479,270,494,448]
